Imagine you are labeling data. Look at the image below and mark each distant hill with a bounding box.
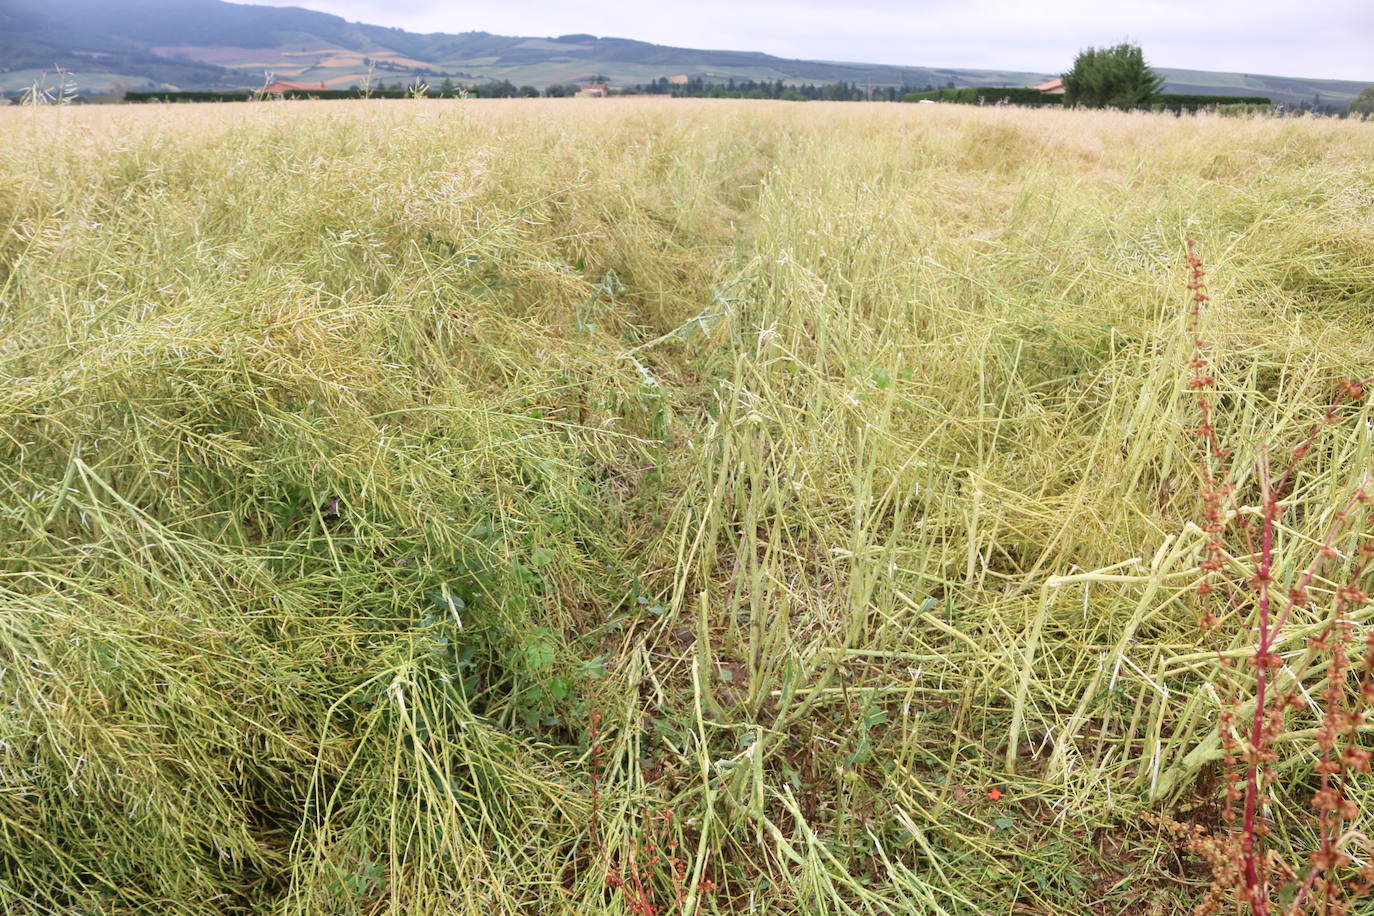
[0,0,1369,107]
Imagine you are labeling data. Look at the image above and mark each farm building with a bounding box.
[1034,77,1064,93]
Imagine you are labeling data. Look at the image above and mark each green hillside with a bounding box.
[1153,67,1369,109]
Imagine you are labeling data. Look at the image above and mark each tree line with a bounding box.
[622,77,953,101]
[1057,44,1360,114]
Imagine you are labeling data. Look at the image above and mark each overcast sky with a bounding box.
[238,0,1373,81]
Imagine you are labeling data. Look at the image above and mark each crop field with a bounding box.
[2,99,1373,915]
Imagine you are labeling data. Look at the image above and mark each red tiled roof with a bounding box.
[1035,78,1064,93]
[264,80,327,93]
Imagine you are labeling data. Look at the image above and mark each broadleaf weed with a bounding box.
[1159,241,1374,915]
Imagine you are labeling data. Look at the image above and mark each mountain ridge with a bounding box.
[0,0,1367,107]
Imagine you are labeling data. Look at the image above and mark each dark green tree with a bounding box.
[1061,42,1164,108]
[1349,87,1374,115]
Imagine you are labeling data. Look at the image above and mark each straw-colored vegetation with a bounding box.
[2,99,1372,915]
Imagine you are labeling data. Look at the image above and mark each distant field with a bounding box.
[2,100,1373,915]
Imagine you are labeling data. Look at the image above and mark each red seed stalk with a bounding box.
[1184,240,1374,915]
[589,713,702,915]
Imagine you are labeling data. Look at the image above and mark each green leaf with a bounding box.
[546,676,571,701]
[524,640,555,669]
[427,588,465,617]
[530,547,556,569]
[579,654,609,679]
